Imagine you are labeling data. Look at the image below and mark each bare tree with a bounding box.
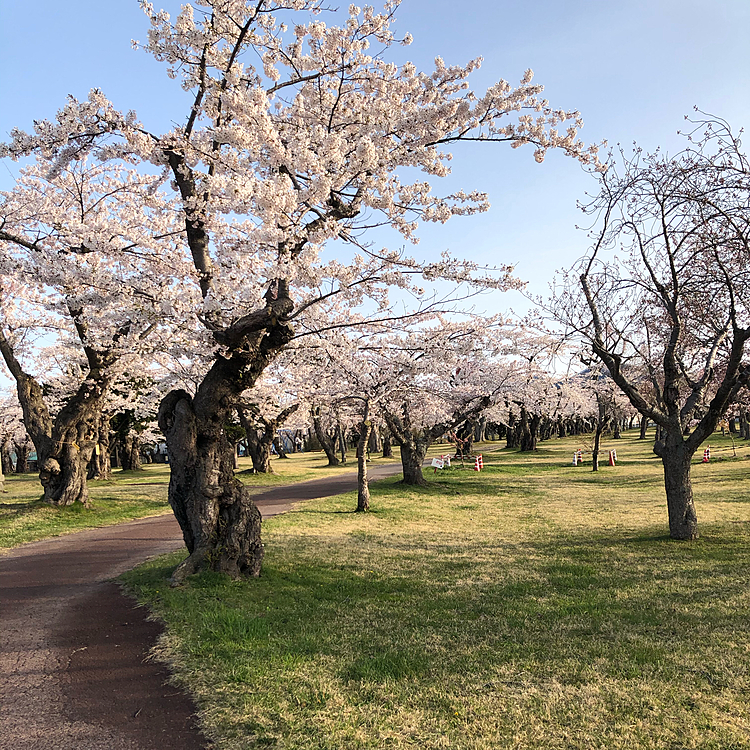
[557,116,750,539]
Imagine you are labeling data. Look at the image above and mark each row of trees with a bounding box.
[0,0,600,581]
[1,0,748,576]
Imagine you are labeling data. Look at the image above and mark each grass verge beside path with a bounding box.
[124,431,750,750]
[0,468,172,551]
[1,450,392,550]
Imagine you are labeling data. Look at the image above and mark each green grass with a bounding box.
[0,450,388,550]
[235,450,399,488]
[0,466,172,550]
[121,430,750,749]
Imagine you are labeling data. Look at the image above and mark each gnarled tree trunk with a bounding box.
[1,436,14,475]
[312,407,341,466]
[381,427,393,458]
[120,431,143,471]
[158,310,292,583]
[398,439,428,485]
[0,324,113,506]
[14,440,29,474]
[88,414,112,480]
[160,384,264,583]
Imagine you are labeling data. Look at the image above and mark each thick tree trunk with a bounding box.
[88,414,112,480]
[120,431,143,471]
[1,345,106,505]
[14,442,29,474]
[1,439,14,475]
[367,426,380,455]
[254,437,274,472]
[38,435,95,506]
[660,442,699,540]
[506,412,519,449]
[238,410,274,474]
[399,440,427,486]
[159,382,265,584]
[381,429,393,458]
[273,435,289,459]
[639,417,648,440]
[519,407,538,452]
[312,408,341,466]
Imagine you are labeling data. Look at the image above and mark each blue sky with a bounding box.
[1,0,749,311]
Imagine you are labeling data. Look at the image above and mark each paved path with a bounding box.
[0,461,404,750]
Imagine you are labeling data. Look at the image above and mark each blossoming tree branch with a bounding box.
[1,0,598,581]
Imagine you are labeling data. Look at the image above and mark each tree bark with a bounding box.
[0,327,110,506]
[518,407,538,452]
[381,427,393,458]
[121,431,143,471]
[506,411,519,449]
[158,309,292,583]
[1,437,14,475]
[272,435,289,459]
[14,441,29,474]
[159,382,265,584]
[312,407,341,466]
[398,439,428,486]
[639,417,648,440]
[658,442,699,540]
[336,422,347,464]
[367,426,380,455]
[356,403,372,512]
[238,409,273,473]
[88,414,112,480]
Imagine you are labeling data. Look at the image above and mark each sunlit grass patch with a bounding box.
[0,465,172,550]
[123,430,750,749]
[0,447,395,550]
[235,449,399,488]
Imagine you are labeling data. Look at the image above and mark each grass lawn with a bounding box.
[1,450,383,550]
[122,430,750,750]
[0,466,172,551]
[236,449,400,488]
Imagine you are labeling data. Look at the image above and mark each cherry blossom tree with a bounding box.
[0,393,26,478]
[0,159,181,505]
[367,318,517,485]
[555,116,750,539]
[2,0,598,579]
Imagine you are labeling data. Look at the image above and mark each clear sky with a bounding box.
[1,0,749,311]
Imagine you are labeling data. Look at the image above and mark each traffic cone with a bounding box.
[473,455,482,471]
[608,450,616,466]
[702,447,710,463]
